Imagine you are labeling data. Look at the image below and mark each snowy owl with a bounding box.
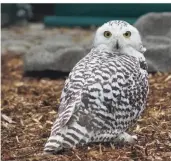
[44,20,149,154]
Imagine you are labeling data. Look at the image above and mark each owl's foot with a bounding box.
[115,132,137,144]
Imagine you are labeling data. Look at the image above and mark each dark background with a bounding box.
[2,3,171,27]
[30,4,54,22]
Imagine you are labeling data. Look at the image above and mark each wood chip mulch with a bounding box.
[1,54,171,161]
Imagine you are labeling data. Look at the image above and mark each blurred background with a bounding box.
[1,3,171,76]
[2,4,171,27]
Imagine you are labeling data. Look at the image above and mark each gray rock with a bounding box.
[41,34,74,47]
[134,12,171,72]
[134,12,171,37]
[144,44,171,72]
[23,12,171,74]
[23,32,93,73]
[23,43,87,72]
[2,40,32,54]
[1,26,75,54]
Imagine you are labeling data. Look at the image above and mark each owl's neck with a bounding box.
[94,44,146,63]
[120,46,146,62]
[95,44,111,51]
[95,44,119,54]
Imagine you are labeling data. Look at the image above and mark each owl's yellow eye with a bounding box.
[123,31,131,38]
[104,31,112,38]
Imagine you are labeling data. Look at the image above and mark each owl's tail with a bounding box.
[44,121,90,154]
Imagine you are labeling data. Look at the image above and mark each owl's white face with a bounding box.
[93,20,146,54]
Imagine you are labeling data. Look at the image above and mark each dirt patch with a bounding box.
[1,54,171,161]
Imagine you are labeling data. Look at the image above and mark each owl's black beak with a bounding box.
[115,40,119,50]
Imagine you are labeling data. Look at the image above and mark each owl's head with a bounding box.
[93,20,146,54]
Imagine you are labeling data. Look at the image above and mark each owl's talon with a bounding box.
[116,132,137,144]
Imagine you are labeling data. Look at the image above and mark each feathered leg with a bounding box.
[115,132,137,144]
[90,131,137,144]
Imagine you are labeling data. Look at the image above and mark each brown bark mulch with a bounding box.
[1,54,171,161]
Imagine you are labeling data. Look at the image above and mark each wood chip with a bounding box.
[1,113,15,124]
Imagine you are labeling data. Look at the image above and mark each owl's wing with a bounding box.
[51,52,92,134]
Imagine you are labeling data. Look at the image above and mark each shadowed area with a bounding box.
[24,70,69,79]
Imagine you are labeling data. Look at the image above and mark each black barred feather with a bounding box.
[44,46,148,153]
